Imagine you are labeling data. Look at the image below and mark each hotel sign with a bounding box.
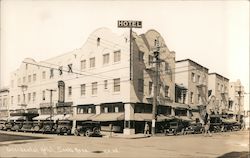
[117,20,142,28]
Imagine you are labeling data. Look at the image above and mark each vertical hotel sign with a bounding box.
[117,20,142,80]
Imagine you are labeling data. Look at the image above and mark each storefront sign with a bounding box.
[56,102,73,107]
[117,20,142,28]
[40,102,54,108]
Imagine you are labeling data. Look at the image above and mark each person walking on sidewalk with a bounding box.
[144,122,150,136]
[204,119,212,137]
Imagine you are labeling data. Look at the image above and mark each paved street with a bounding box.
[0,130,249,158]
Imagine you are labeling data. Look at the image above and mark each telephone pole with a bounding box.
[236,86,242,123]
[152,38,160,136]
[46,89,56,121]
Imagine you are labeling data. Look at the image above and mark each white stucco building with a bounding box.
[7,27,177,135]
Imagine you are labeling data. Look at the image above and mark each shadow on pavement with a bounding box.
[0,133,49,143]
[217,151,249,158]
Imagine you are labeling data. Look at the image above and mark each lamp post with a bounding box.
[236,85,243,123]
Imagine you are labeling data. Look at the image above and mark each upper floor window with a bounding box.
[165,85,169,97]
[50,69,54,78]
[138,79,144,93]
[104,80,108,90]
[217,83,220,91]
[25,64,28,70]
[149,81,153,95]
[103,53,110,65]
[18,95,21,103]
[92,82,97,95]
[32,92,36,102]
[191,73,195,82]
[33,74,37,81]
[11,96,14,104]
[197,75,200,83]
[114,78,120,92]
[138,51,144,62]
[68,86,72,96]
[42,71,46,79]
[28,93,31,102]
[42,91,45,100]
[190,92,194,104]
[114,50,121,62]
[80,84,86,96]
[221,84,224,91]
[90,57,95,68]
[97,37,100,46]
[80,60,86,70]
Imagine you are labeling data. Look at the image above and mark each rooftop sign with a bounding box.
[117,20,142,28]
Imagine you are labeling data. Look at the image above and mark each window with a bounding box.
[197,75,200,83]
[32,92,36,102]
[114,78,120,92]
[149,81,153,95]
[134,103,152,113]
[104,80,108,89]
[217,83,220,91]
[114,50,121,62]
[28,93,31,102]
[25,64,28,70]
[23,77,26,83]
[198,94,201,104]
[68,86,72,96]
[138,79,144,93]
[165,85,169,97]
[138,51,144,62]
[97,37,100,46]
[77,105,95,114]
[80,84,86,96]
[191,73,195,82]
[92,82,97,95]
[165,62,169,73]
[11,96,14,104]
[42,90,45,100]
[28,75,31,82]
[104,107,108,113]
[190,92,194,103]
[18,95,20,103]
[33,74,36,81]
[23,94,26,103]
[50,69,54,78]
[88,108,92,114]
[221,84,224,91]
[42,71,46,79]
[103,53,109,65]
[90,57,95,68]
[149,55,154,66]
[80,60,86,70]
[115,106,119,113]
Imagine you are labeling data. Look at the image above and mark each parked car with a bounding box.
[75,121,101,137]
[4,121,14,131]
[165,121,185,135]
[56,120,72,135]
[11,121,23,131]
[40,120,56,134]
[20,121,34,132]
[32,121,43,132]
[184,122,204,134]
[209,115,221,132]
[0,120,6,130]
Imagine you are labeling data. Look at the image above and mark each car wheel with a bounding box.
[85,129,91,137]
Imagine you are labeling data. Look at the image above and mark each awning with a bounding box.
[190,106,199,110]
[170,102,189,109]
[51,114,71,120]
[221,118,237,124]
[133,113,152,121]
[92,113,124,121]
[9,116,26,121]
[174,116,193,122]
[157,114,174,122]
[0,117,9,121]
[32,115,51,120]
[227,111,235,115]
[69,114,95,121]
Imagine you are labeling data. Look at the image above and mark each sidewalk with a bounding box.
[102,132,150,139]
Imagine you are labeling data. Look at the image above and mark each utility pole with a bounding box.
[46,89,56,121]
[152,38,160,136]
[236,86,242,123]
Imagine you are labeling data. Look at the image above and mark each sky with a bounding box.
[0,0,249,110]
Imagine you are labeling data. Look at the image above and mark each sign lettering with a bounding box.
[117,20,142,28]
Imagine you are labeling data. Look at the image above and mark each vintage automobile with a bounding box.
[209,115,222,133]
[184,122,204,134]
[31,121,43,132]
[20,121,34,132]
[3,121,14,131]
[165,121,185,135]
[40,120,56,134]
[11,121,24,131]
[0,120,6,130]
[56,120,72,135]
[74,121,101,137]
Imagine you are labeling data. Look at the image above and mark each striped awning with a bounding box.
[92,113,124,121]
[69,114,95,121]
[9,116,26,121]
[51,114,71,121]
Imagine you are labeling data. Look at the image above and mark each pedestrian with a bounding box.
[109,123,113,137]
[204,120,212,137]
[144,122,150,136]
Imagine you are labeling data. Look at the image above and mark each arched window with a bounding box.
[97,37,100,46]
